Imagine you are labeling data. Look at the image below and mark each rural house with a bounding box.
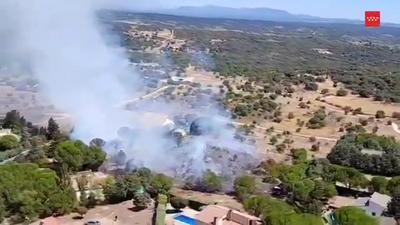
[195,205,261,225]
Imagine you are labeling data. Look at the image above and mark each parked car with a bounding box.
[85,219,101,225]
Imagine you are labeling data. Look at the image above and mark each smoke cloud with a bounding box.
[0,0,259,184]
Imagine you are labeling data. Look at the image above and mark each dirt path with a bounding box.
[231,121,338,142]
[115,85,171,107]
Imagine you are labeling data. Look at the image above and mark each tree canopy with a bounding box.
[327,133,400,176]
[54,140,106,172]
[103,168,173,204]
[334,206,378,225]
[0,163,76,222]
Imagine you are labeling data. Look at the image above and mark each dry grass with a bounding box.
[186,68,222,86]
[228,77,400,162]
[322,95,400,116]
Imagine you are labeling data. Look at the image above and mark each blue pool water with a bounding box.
[331,213,338,225]
[174,214,196,225]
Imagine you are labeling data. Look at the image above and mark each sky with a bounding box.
[113,0,399,23]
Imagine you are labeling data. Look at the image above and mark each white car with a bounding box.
[85,220,101,225]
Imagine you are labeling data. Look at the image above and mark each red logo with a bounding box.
[365,11,380,27]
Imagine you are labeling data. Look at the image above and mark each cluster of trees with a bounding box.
[307,109,327,129]
[102,167,173,206]
[1,110,59,140]
[0,163,77,223]
[334,206,378,225]
[327,133,400,176]
[0,135,19,151]
[0,111,110,223]
[243,195,323,225]
[15,136,107,173]
[50,139,107,172]
[238,158,380,225]
[146,13,400,102]
[182,170,224,193]
[0,110,64,161]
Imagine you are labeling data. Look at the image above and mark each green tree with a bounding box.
[291,148,308,162]
[170,197,188,211]
[266,213,324,225]
[150,173,173,195]
[45,135,70,158]
[244,195,293,217]
[47,187,77,215]
[234,175,257,201]
[103,173,143,204]
[2,110,21,130]
[133,192,151,209]
[292,179,315,202]
[0,135,19,151]
[334,206,378,225]
[46,117,61,141]
[82,146,106,171]
[16,147,46,163]
[387,176,400,194]
[0,197,5,223]
[234,104,250,116]
[387,187,400,220]
[0,163,76,221]
[310,180,337,200]
[303,200,323,215]
[375,110,386,119]
[198,170,223,193]
[370,176,388,194]
[243,195,270,217]
[54,140,84,171]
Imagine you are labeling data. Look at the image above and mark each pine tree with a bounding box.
[46,117,61,141]
[388,189,400,220]
[2,110,21,129]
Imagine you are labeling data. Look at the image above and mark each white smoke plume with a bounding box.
[0,0,259,183]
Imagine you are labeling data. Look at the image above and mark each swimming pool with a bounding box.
[174,214,196,225]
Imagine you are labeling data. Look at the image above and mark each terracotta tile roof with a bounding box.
[196,205,229,224]
[195,205,260,225]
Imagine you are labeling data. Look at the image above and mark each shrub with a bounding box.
[375,110,386,119]
[336,89,348,97]
[170,197,188,210]
[287,112,295,119]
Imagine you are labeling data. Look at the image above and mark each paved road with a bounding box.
[0,149,30,165]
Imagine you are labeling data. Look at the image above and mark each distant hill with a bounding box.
[139,5,357,23]
[136,5,398,26]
